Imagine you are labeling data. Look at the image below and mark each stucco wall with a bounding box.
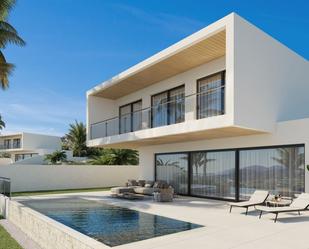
[233,14,309,132]
[138,118,309,193]
[0,165,139,192]
[22,133,61,151]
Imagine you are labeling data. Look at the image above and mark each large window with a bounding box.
[13,138,21,149]
[197,71,225,119]
[119,100,142,134]
[155,144,305,201]
[152,86,185,128]
[155,153,188,195]
[4,139,11,149]
[239,145,305,200]
[191,151,236,199]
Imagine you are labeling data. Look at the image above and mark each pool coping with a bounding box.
[8,198,110,249]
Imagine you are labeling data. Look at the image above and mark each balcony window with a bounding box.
[13,138,21,148]
[4,139,11,149]
[151,85,185,128]
[119,100,142,134]
[197,71,225,119]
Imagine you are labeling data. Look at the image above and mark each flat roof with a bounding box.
[87,13,232,99]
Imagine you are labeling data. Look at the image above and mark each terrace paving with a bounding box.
[14,191,309,249]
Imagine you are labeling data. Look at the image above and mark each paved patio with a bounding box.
[14,191,309,249]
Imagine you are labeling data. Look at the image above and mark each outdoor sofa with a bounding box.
[229,190,269,215]
[111,180,174,201]
[255,193,309,222]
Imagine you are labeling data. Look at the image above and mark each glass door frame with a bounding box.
[119,99,142,134]
[154,143,305,202]
[151,85,185,128]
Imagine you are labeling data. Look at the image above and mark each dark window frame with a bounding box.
[155,143,305,202]
[119,99,142,134]
[151,84,185,128]
[13,138,21,148]
[196,70,226,119]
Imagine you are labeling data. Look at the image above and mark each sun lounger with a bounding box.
[256,193,309,222]
[229,190,269,215]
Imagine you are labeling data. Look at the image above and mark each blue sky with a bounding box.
[0,0,308,136]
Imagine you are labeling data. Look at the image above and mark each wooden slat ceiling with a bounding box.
[94,30,226,99]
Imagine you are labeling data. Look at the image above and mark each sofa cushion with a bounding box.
[127,179,138,186]
[137,180,146,187]
[145,180,154,187]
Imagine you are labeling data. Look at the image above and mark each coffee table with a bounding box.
[266,198,292,207]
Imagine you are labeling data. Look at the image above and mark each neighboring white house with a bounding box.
[0,132,61,164]
[86,13,309,201]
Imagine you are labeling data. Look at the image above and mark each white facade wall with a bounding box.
[233,14,309,132]
[138,118,309,193]
[22,133,61,151]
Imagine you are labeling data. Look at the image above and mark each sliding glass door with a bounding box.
[239,146,305,200]
[151,86,185,128]
[152,92,168,128]
[155,153,189,195]
[119,100,142,134]
[155,144,304,201]
[191,151,236,199]
[197,71,225,119]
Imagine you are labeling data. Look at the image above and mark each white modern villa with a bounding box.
[0,132,61,163]
[86,13,309,201]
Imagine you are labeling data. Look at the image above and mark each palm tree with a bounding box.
[272,147,304,195]
[0,114,5,131]
[89,149,138,165]
[191,152,215,178]
[64,121,88,157]
[44,150,67,164]
[0,0,25,89]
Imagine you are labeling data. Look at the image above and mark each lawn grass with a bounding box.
[0,224,23,249]
[12,187,112,197]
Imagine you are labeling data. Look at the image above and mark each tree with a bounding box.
[64,121,88,157]
[89,149,138,165]
[0,114,5,131]
[0,0,25,89]
[272,147,304,195]
[44,150,67,164]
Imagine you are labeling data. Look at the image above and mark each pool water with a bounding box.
[21,198,202,247]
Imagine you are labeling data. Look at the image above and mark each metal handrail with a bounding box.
[91,85,225,126]
[90,85,225,139]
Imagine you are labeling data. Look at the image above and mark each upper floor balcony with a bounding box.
[87,13,285,148]
[0,137,22,150]
[91,79,225,140]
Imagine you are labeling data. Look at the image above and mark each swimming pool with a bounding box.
[21,198,202,247]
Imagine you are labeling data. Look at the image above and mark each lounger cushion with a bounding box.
[255,205,303,213]
[290,193,309,209]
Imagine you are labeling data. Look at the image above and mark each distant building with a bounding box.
[0,132,61,164]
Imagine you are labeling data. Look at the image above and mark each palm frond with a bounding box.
[0,29,25,48]
[0,20,16,33]
[0,114,5,130]
[0,0,16,20]
[0,51,14,89]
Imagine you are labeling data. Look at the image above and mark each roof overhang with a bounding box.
[88,15,230,99]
